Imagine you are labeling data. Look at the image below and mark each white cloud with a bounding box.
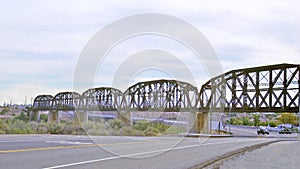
[0,83,63,105]
[0,0,299,103]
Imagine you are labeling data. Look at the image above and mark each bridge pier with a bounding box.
[73,111,88,124]
[48,111,60,123]
[30,110,40,121]
[117,111,132,125]
[187,112,209,133]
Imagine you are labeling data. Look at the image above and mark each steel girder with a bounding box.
[51,92,81,111]
[33,95,53,110]
[81,87,125,111]
[124,79,198,112]
[199,64,300,112]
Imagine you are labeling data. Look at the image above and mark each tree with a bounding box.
[242,116,250,126]
[253,114,260,127]
[14,112,29,122]
[39,114,48,122]
[278,113,297,125]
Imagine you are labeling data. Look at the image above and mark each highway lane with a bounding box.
[230,125,299,138]
[0,135,294,169]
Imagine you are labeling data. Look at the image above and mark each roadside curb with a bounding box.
[189,140,287,169]
[179,133,233,138]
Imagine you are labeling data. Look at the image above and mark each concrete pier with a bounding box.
[48,111,60,123]
[74,111,88,124]
[188,112,209,133]
[117,111,132,125]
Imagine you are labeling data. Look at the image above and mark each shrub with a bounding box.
[36,123,48,134]
[85,128,100,135]
[133,120,149,131]
[229,118,243,125]
[269,121,279,127]
[72,125,86,135]
[164,125,186,135]
[242,117,250,126]
[120,126,145,136]
[0,119,10,133]
[144,126,160,136]
[107,119,124,130]
[63,125,77,135]
[81,121,95,131]
[6,119,33,134]
[151,122,169,133]
[97,128,111,136]
[0,108,9,115]
[47,123,66,134]
[260,122,267,126]
[94,121,106,130]
[39,114,48,122]
[14,112,29,122]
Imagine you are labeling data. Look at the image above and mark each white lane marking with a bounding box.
[45,140,92,145]
[0,139,92,145]
[43,139,263,169]
[126,137,151,141]
[0,139,49,143]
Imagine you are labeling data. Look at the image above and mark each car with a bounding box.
[279,128,292,134]
[257,128,269,135]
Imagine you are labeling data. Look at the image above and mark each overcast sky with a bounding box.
[0,0,299,104]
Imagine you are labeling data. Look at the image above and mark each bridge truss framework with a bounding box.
[33,63,300,113]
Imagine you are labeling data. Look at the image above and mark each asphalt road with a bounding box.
[230,125,299,137]
[0,134,296,169]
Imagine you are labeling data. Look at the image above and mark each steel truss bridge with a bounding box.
[33,63,300,113]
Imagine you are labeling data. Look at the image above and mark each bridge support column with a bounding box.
[117,111,132,125]
[74,111,88,124]
[48,111,60,123]
[30,110,40,121]
[187,112,209,133]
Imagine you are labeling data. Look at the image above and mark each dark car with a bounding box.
[257,128,269,135]
[279,128,292,134]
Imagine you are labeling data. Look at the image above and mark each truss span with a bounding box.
[33,63,300,113]
[33,95,53,110]
[80,87,125,111]
[199,63,300,112]
[51,92,81,111]
[124,79,198,112]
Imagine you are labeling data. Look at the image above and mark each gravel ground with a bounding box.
[220,140,300,169]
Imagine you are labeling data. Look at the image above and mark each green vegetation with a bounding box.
[268,121,279,127]
[278,113,298,126]
[0,108,10,115]
[0,113,186,136]
[229,117,243,125]
[242,117,250,126]
[2,111,298,136]
[253,114,260,127]
[14,112,29,122]
[226,112,299,128]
